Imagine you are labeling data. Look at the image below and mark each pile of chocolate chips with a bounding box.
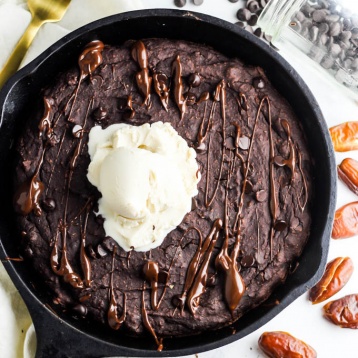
[174,0,204,7]
[290,0,358,86]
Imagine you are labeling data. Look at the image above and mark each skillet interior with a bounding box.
[0,9,335,358]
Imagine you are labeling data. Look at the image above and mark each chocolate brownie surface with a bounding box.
[14,38,312,343]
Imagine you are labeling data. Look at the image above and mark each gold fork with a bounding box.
[0,0,72,89]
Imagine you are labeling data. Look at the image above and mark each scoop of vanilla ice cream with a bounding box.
[87,122,200,251]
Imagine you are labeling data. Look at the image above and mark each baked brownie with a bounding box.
[13,38,312,350]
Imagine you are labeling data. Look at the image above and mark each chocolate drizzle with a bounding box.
[297,146,308,212]
[132,41,152,107]
[143,260,166,311]
[108,247,126,330]
[216,153,245,313]
[172,55,186,119]
[186,219,223,315]
[205,81,226,207]
[141,285,163,352]
[273,119,296,184]
[68,40,104,121]
[38,97,54,140]
[175,227,203,312]
[14,149,45,216]
[80,208,92,287]
[50,99,93,287]
[153,72,169,111]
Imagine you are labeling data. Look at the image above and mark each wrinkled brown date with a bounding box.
[309,257,354,304]
[338,158,358,195]
[332,202,358,239]
[330,122,358,152]
[324,294,358,329]
[258,331,317,358]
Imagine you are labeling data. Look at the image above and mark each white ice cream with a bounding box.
[87,121,200,251]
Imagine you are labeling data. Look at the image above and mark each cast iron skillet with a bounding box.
[0,9,336,358]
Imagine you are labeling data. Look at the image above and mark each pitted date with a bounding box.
[330,122,358,152]
[338,158,358,196]
[332,202,358,239]
[258,331,317,358]
[309,257,354,304]
[324,294,358,329]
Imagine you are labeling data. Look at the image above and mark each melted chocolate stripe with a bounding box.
[266,97,277,261]
[68,40,104,122]
[205,81,226,208]
[273,119,296,184]
[297,146,308,212]
[108,247,126,330]
[50,99,93,287]
[172,55,186,119]
[14,146,45,216]
[80,207,92,287]
[176,228,203,312]
[186,219,223,316]
[38,97,54,140]
[141,284,163,352]
[132,41,152,108]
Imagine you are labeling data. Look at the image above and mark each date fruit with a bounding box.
[338,158,358,195]
[324,294,358,329]
[330,121,358,152]
[258,331,317,358]
[332,202,358,239]
[309,257,354,304]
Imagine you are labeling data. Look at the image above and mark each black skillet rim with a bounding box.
[0,9,336,357]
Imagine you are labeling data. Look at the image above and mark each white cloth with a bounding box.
[0,1,142,357]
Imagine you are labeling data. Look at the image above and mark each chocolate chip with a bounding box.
[255,189,268,202]
[193,0,204,5]
[254,27,263,38]
[274,220,288,231]
[188,73,201,87]
[207,274,217,287]
[93,107,107,121]
[238,135,250,150]
[237,8,251,22]
[248,14,258,27]
[174,0,186,7]
[96,245,108,257]
[72,124,83,138]
[42,198,56,212]
[241,255,255,267]
[312,9,327,23]
[198,91,210,103]
[186,91,197,106]
[235,21,245,28]
[329,21,342,37]
[228,0,239,2]
[252,77,265,89]
[196,142,206,153]
[273,155,286,167]
[247,0,260,13]
[72,304,87,317]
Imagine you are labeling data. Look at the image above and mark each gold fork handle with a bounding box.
[0,16,44,89]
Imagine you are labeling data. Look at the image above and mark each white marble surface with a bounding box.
[1,0,358,357]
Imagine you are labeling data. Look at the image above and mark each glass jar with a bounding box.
[258,0,358,94]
